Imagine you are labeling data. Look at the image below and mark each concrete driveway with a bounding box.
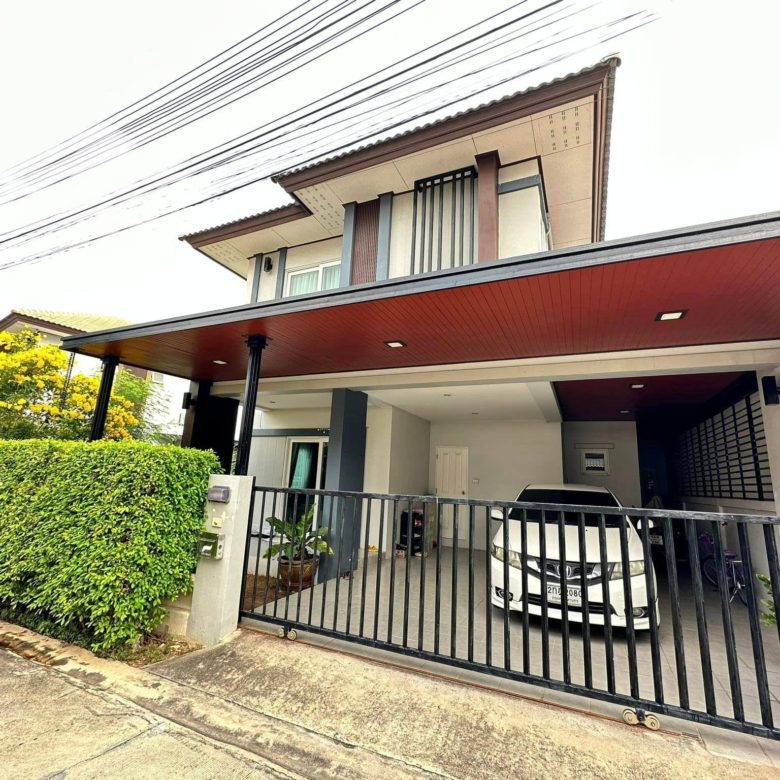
[2,620,779,779]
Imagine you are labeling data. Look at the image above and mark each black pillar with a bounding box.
[234,335,266,475]
[88,355,119,441]
[181,380,239,473]
[320,389,368,580]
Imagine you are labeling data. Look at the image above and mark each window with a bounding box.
[285,260,341,297]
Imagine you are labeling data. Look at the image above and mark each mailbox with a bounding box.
[198,531,224,560]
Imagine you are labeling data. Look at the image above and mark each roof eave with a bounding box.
[272,59,619,195]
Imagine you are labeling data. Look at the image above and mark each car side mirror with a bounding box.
[490,508,504,521]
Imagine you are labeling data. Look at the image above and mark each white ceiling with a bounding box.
[257,382,559,421]
[370,382,550,421]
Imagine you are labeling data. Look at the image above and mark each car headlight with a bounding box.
[610,561,645,580]
[491,544,522,569]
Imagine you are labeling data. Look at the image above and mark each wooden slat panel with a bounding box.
[72,238,780,382]
[350,200,379,285]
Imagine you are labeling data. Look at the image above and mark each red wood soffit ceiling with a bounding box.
[554,372,746,422]
[69,237,780,382]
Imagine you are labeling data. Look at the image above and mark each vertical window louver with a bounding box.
[410,166,477,275]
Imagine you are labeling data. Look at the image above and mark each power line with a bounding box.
[0,0,563,244]
[0,3,654,270]
[0,0,396,202]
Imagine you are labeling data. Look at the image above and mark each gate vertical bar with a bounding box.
[712,520,744,721]
[597,513,616,694]
[737,523,773,727]
[684,517,717,715]
[662,516,689,709]
[577,512,592,689]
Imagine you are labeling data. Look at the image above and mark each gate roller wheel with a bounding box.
[644,714,661,731]
[622,708,639,726]
[287,629,298,641]
[276,626,285,638]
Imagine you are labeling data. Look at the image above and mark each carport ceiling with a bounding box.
[554,372,746,421]
[369,383,547,422]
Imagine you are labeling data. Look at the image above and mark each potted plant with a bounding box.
[262,503,333,591]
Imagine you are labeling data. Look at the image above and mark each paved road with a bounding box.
[0,649,288,779]
[1,620,779,778]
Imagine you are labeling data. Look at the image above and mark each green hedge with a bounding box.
[0,439,221,651]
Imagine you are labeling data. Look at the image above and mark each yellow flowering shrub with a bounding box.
[0,329,146,440]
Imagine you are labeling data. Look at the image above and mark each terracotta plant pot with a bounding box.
[277,556,317,592]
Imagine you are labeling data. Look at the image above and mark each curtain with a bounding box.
[290,443,314,489]
[321,263,341,290]
[288,269,319,296]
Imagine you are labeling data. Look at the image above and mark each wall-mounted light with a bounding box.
[264,256,274,272]
[212,359,228,365]
[620,410,631,414]
[630,383,646,389]
[384,340,406,348]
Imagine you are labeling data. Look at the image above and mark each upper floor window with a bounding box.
[285,260,341,297]
[410,166,477,276]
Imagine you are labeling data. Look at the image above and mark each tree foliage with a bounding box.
[0,328,168,441]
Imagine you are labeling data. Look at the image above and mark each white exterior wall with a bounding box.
[498,186,546,259]
[429,419,563,502]
[562,421,642,507]
[249,238,344,303]
[388,191,414,279]
[428,419,562,550]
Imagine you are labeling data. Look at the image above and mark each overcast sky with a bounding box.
[1,0,778,325]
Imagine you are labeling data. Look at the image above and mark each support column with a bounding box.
[234,335,266,476]
[340,202,357,287]
[475,151,500,262]
[88,354,119,441]
[320,389,368,580]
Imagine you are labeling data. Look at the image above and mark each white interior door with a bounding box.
[435,446,469,540]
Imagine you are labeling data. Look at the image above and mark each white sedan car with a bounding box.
[490,484,659,630]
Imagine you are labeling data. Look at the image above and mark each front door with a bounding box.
[435,446,469,540]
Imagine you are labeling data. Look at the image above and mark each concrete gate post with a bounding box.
[185,474,255,646]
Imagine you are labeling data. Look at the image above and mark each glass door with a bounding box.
[284,437,328,523]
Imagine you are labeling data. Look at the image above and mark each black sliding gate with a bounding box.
[240,486,780,740]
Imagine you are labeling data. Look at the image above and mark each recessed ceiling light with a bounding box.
[655,310,687,321]
[384,340,406,348]
[620,410,631,414]
[631,383,646,389]
[212,359,228,365]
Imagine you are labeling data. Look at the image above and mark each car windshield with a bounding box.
[508,488,622,526]
[517,488,620,508]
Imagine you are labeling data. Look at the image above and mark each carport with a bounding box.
[62,212,780,738]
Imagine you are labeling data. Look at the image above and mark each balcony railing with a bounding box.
[410,166,477,275]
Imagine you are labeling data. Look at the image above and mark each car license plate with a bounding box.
[546,585,581,607]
